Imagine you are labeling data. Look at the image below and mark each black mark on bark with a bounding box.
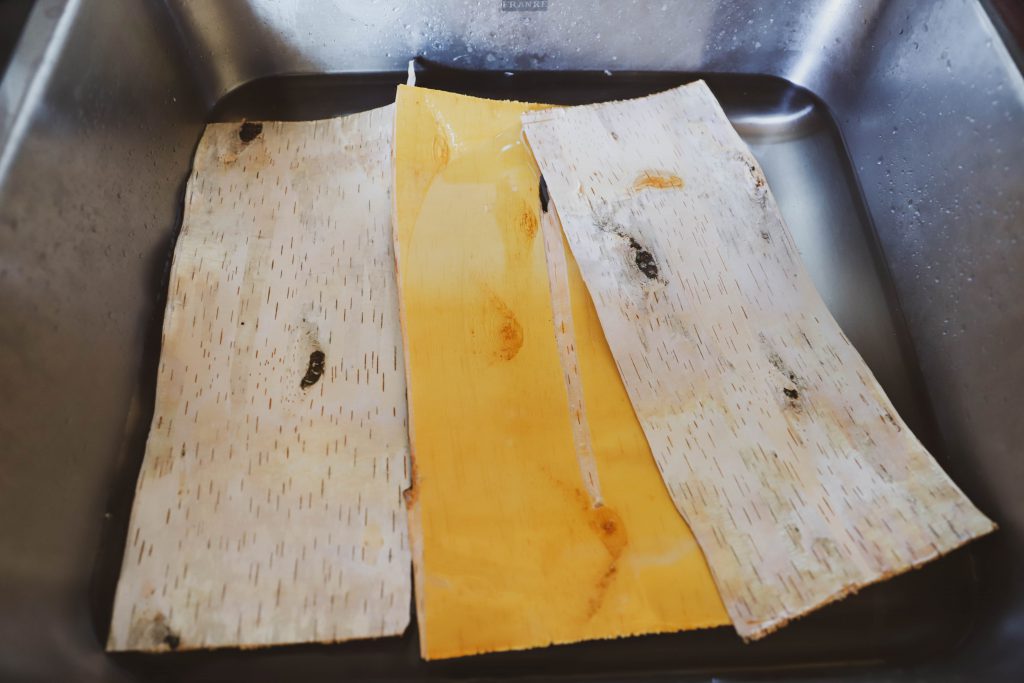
[239,122,263,143]
[628,238,659,279]
[301,350,326,389]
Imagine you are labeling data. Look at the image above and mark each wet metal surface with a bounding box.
[1,1,1021,680]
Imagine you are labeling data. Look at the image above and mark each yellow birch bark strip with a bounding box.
[522,81,996,641]
[393,85,728,660]
[107,106,411,651]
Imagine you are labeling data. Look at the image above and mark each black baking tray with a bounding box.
[94,67,990,681]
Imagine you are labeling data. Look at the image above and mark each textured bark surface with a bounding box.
[522,81,996,640]
[540,197,603,506]
[393,85,727,660]
[107,106,411,651]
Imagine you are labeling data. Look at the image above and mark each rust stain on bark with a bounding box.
[433,134,450,168]
[518,206,539,240]
[584,506,628,620]
[489,294,524,361]
[633,170,684,191]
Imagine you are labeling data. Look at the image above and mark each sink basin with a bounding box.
[0,0,35,79]
[1,1,1021,681]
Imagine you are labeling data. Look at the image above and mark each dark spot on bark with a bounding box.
[783,387,799,400]
[131,612,180,651]
[539,175,550,213]
[767,350,784,372]
[594,214,661,280]
[768,350,802,393]
[239,121,263,143]
[634,251,658,279]
[301,350,326,389]
[628,238,658,279]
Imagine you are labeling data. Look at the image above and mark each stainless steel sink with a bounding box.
[1,1,1022,681]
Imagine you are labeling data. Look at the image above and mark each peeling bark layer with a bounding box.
[522,81,996,640]
[393,85,728,660]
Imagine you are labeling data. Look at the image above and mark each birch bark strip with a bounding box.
[393,85,727,660]
[522,81,996,640]
[540,197,604,506]
[108,105,411,651]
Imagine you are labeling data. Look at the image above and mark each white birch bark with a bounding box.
[539,198,604,507]
[107,105,411,651]
[522,82,996,640]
